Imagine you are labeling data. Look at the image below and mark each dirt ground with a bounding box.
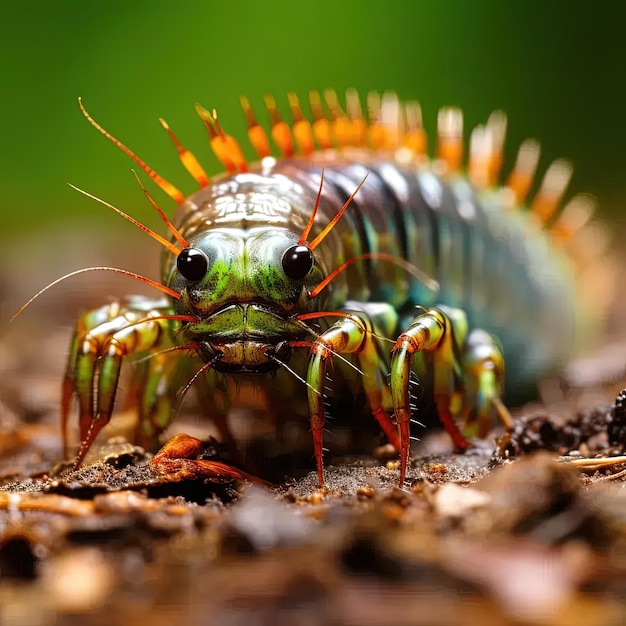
[1,321,626,626]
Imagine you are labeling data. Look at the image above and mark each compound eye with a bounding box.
[282,244,314,279]
[177,247,209,282]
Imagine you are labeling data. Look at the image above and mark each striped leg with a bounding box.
[391,307,472,485]
[306,308,399,487]
[61,297,177,466]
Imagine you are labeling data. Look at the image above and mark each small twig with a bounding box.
[559,455,626,471]
[593,467,626,482]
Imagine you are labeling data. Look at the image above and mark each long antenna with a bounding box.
[78,98,185,204]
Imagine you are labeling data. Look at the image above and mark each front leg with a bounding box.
[307,311,399,487]
[390,306,510,485]
[62,296,178,467]
[391,308,466,486]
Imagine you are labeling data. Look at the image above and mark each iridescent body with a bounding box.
[54,92,609,486]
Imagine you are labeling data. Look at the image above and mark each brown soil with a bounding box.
[1,323,626,626]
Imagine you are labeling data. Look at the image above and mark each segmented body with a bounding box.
[40,92,609,486]
[180,155,577,394]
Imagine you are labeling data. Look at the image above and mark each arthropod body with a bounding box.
[27,91,610,486]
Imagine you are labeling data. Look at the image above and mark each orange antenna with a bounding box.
[288,92,315,155]
[437,107,464,174]
[12,267,181,321]
[264,94,294,156]
[309,91,333,150]
[308,173,369,251]
[345,88,366,146]
[380,91,402,150]
[159,118,210,187]
[486,111,507,184]
[367,91,390,150]
[132,171,189,248]
[133,341,202,365]
[298,169,325,244]
[468,125,491,189]
[469,116,507,189]
[403,101,427,155]
[78,98,185,204]
[531,159,573,224]
[308,251,439,299]
[289,338,364,375]
[119,319,203,361]
[288,340,315,349]
[324,89,352,147]
[550,193,595,245]
[195,103,248,174]
[240,96,271,158]
[297,310,395,346]
[297,311,349,321]
[507,139,540,204]
[68,184,181,256]
[212,108,247,171]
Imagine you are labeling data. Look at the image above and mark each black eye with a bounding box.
[282,244,314,279]
[177,247,209,281]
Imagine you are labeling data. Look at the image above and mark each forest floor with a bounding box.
[1,323,626,626]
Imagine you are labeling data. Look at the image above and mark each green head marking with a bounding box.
[169,226,324,372]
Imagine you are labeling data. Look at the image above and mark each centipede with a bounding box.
[16,89,613,486]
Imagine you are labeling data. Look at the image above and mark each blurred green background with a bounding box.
[2,1,625,317]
